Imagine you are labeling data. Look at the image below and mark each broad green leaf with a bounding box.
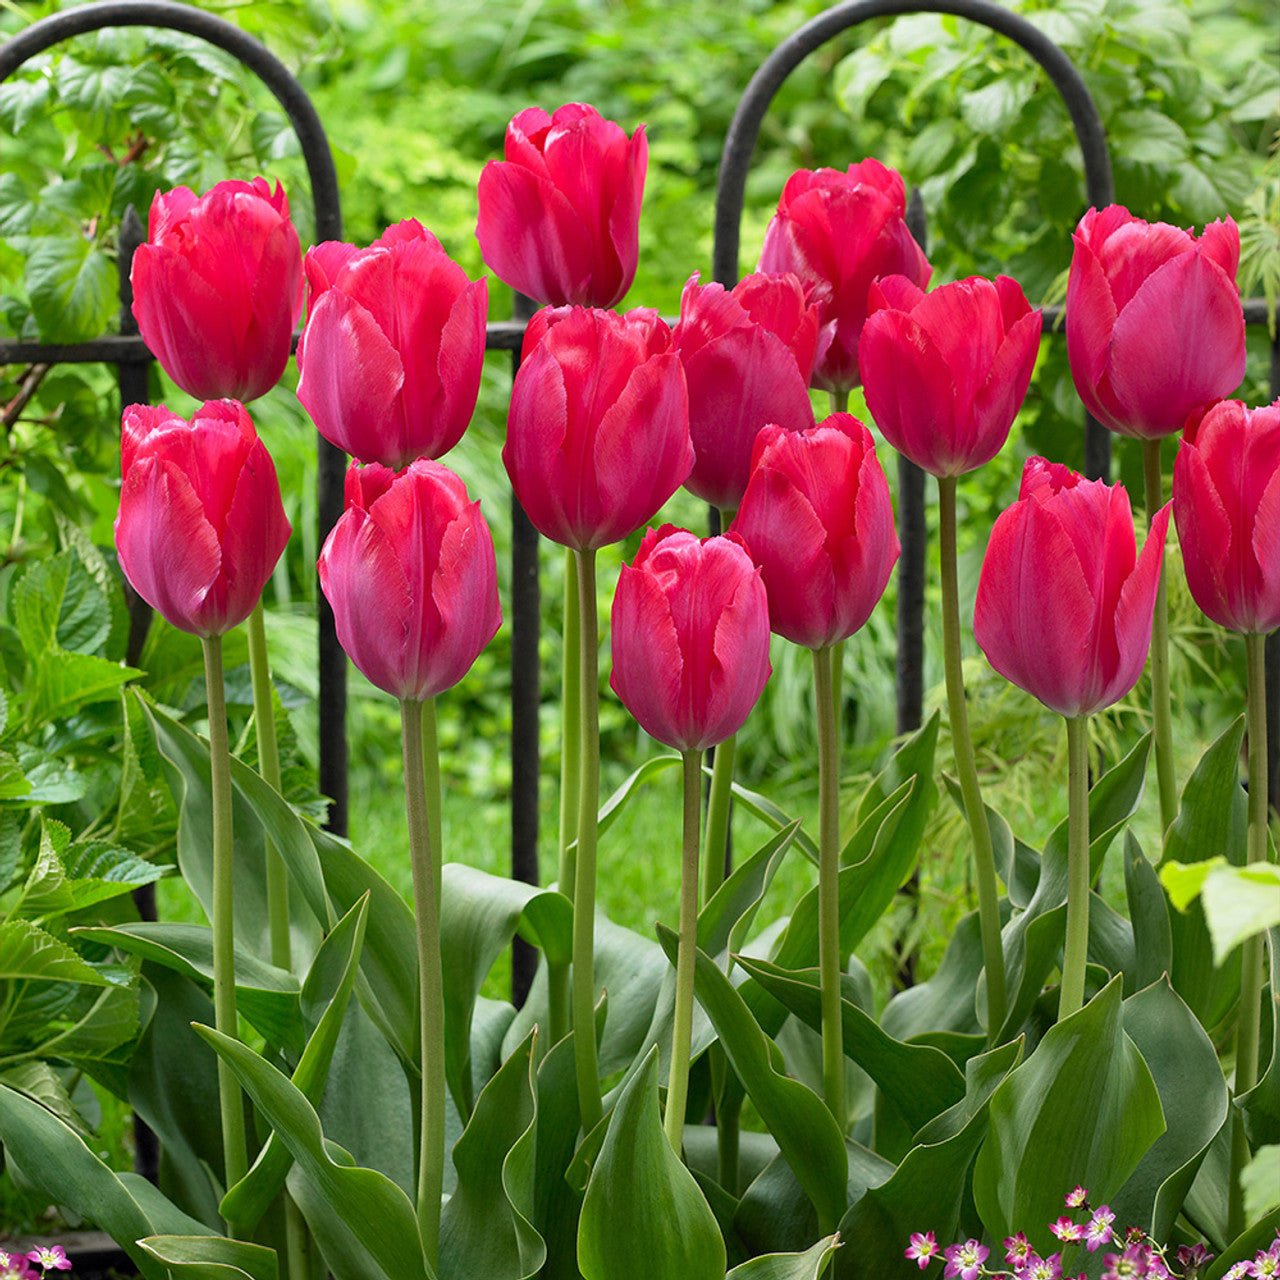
[1242,1146,1280,1221]
[1192,863,1280,964]
[0,918,112,985]
[39,979,140,1070]
[24,233,115,342]
[1206,1208,1280,1280]
[12,551,110,658]
[1124,834,1172,992]
[973,977,1165,1251]
[699,820,798,960]
[138,1235,278,1280]
[29,651,139,726]
[727,780,819,865]
[657,928,847,1233]
[195,1024,433,1280]
[726,1233,841,1280]
[0,1060,81,1131]
[880,907,987,1044]
[847,712,939,859]
[1239,927,1280,1148]
[19,837,164,918]
[578,1047,724,1280]
[530,1032,585,1280]
[734,1154,823,1258]
[440,1031,544,1280]
[596,754,682,842]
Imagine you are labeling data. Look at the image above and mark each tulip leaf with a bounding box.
[440,1031,544,1280]
[844,711,939,866]
[727,780,819,865]
[596,754,683,841]
[880,907,987,1045]
[972,976,1165,1251]
[194,1023,433,1280]
[725,1233,841,1280]
[138,1235,278,1280]
[1107,977,1228,1241]
[835,1038,1022,1280]
[699,820,799,960]
[656,926,848,1233]
[1124,833,1173,992]
[577,1047,725,1280]
[1239,927,1280,1148]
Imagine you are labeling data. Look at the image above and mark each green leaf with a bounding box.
[138,1235,278,1280]
[528,1032,585,1280]
[596,754,682,843]
[880,907,987,1044]
[440,1031,544,1280]
[20,838,164,918]
[972,977,1165,1252]
[1124,833,1172,992]
[1188,863,1280,964]
[28,651,140,727]
[12,551,110,658]
[195,1024,433,1280]
[699,820,798,960]
[726,1233,841,1280]
[578,1047,725,1280]
[24,234,115,343]
[1242,1146,1280,1222]
[0,918,113,985]
[727,781,818,865]
[1239,928,1280,1148]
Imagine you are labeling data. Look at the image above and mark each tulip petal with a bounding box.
[1176,441,1236,629]
[219,439,292,630]
[970,307,1041,471]
[609,560,685,747]
[1106,503,1170,708]
[1065,237,1119,419]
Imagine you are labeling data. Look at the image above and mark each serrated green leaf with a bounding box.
[13,551,109,658]
[0,918,112,985]
[25,234,115,343]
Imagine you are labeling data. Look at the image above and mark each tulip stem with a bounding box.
[1229,632,1269,1238]
[201,635,249,1226]
[421,697,443,908]
[666,749,703,1152]
[1142,439,1178,834]
[1059,715,1092,1020]
[401,697,445,1270]
[702,732,735,906]
[560,550,582,901]
[812,644,845,1130]
[938,475,1007,1043]
[572,547,604,1134]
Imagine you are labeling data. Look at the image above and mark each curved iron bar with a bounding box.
[0,0,350,834]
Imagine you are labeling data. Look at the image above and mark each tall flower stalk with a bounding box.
[1059,715,1092,1018]
[1142,441,1178,833]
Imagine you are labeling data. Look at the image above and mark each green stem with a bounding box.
[1229,632,1269,1237]
[421,697,442,908]
[560,550,582,901]
[938,476,1008,1042]
[812,645,845,1129]
[247,602,290,972]
[665,749,703,1151]
[715,1082,742,1195]
[1142,440,1178,834]
[201,635,249,1222]
[572,547,603,1133]
[1059,715,1092,1020]
[702,732,736,906]
[401,697,445,1270]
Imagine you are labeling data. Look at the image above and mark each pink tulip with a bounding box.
[296,220,488,468]
[730,413,899,649]
[673,271,820,510]
[757,159,931,394]
[317,460,501,701]
[503,305,692,550]
[859,274,1042,476]
[130,178,303,403]
[1066,205,1245,439]
[477,102,647,308]
[1173,398,1280,634]
[610,526,771,751]
[115,400,291,637]
[974,456,1171,717]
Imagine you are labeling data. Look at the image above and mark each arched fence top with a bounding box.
[712,0,1113,288]
[0,0,342,244]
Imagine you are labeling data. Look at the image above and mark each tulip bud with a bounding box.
[974,456,1171,717]
[859,274,1041,477]
[1066,205,1246,439]
[115,400,291,637]
[317,460,502,701]
[1173,398,1280,635]
[296,220,488,468]
[477,102,647,308]
[731,413,899,650]
[130,179,303,403]
[504,305,692,551]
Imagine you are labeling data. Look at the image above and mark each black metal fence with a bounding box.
[2,0,1277,1006]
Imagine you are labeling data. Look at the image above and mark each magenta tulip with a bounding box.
[1066,206,1245,440]
[504,305,692,550]
[130,178,303,403]
[296,220,488,468]
[974,457,1171,718]
[610,526,771,751]
[757,159,931,395]
[115,400,291,637]
[730,413,899,649]
[1173,398,1280,635]
[859,274,1041,477]
[477,102,647,308]
[672,271,820,509]
[317,460,501,701]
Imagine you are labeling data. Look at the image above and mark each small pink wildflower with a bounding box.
[906,1232,940,1270]
[1224,1265,1253,1280]
[1005,1233,1033,1267]
[1251,1244,1280,1280]
[1051,1217,1086,1244]
[1018,1254,1063,1280]
[1065,1186,1089,1209]
[943,1239,989,1280]
[0,1252,33,1280]
[1101,1243,1149,1279]
[1086,1206,1116,1252]
[24,1250,70,1275]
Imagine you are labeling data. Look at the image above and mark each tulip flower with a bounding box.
[731,413,899,651]
[673,271,820,511]
[317,459,501,701]
[504,305,692,551]
[296,220,488,468]
[1173,398,1280,636]
[477,102,647,308]
[1066,206,1245,441]
[610,526,771,753]
[115,399,291,638]
[757,159,931,396]
[859,274,1041,477]
[131,178,303,403]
